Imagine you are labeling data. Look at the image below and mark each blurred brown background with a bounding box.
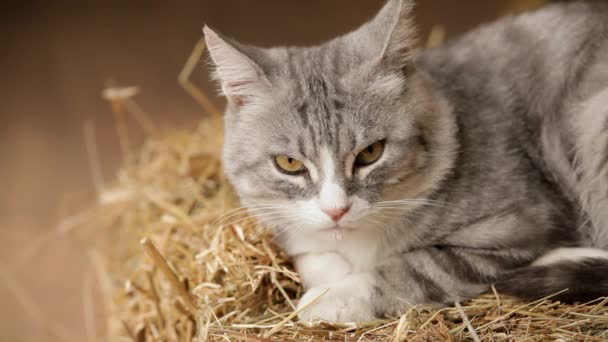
[0,1,544,341]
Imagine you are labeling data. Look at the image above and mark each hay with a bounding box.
[83,117,608,341]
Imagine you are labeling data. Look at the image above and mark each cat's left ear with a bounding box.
[370,0,417,68]
[204,26,270,108]
[381,0,416,63]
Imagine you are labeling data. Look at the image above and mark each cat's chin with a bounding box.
[316,225,360,238]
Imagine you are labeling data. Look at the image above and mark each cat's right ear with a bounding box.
[203,26,270,108]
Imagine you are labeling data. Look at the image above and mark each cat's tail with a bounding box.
[494,248,608,302]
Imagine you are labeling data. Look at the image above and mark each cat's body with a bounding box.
[205,0,608,322]
[419,1,608,249]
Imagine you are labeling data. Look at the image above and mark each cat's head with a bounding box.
[205,0,456,241]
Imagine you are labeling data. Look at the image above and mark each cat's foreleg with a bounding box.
[294,252,352,289]
[297,248,489,323]
[295,252,375,322]
[296,273,376,323]
[366,248,490,318]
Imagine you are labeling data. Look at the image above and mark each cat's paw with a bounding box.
[295,252,352,289]
[297,281,375,323]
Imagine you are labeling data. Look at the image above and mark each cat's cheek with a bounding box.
[229,176,255,198]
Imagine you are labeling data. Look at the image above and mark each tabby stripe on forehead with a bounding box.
[319,77,329,96]
[286,49,304,95]
[333,130,341,154]
[326,122,334,146]
[307,76,329,97]
[297,136,306,157]
[321,100,331,119]
[333,99,345,113]
[278,134,290,145]
[297,102,309,127]
[307,124,318,152]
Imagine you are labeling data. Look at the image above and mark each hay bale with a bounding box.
[86,115,608,341]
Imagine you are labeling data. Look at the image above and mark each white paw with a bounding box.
[295,252,351,289]
[297,283,375,323]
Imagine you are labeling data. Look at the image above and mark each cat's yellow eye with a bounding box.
[355,141,385,167]
[274,155,306,175]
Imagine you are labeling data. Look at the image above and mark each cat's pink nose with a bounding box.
[322,206,351,222]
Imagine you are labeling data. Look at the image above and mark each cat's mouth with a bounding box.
[318,224,358,234]
[317,224,362,240]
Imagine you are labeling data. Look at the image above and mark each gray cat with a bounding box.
[204,0,608,322]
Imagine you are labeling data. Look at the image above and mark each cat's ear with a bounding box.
[364,0,417,68]
[203,26,270,107]
[379,0,416,65]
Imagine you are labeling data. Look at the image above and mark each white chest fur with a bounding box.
[286,228,382,289]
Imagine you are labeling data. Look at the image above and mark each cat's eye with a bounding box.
[355,140,385,167]
[274,155,306,175]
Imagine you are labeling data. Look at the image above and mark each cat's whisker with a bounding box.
[372,212,408,221]
[213,204,283,225]
[235,217,299,242]
[271,222,297,237]
[374,206,433,215]
[374,200,464,213]
[220,215,278,229]
[216,209,288,227]
[364,217,387,229]
[370,210,419,234]
[376,198,462,209]
[257,215,299,229]
[219,211,295,228]
[214,204,283,218]
[362,217,399,241]
[244,212,301,232]
[373,207,445,218]
[377,198,459,205]
[213,203,282,219]
[269,220,302,242]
